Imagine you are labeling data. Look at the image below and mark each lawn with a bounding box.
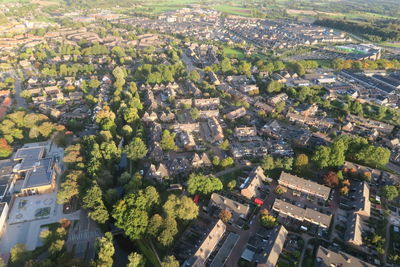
[223,47,245,59]
[212,5,253,17]
[135,239,160,267]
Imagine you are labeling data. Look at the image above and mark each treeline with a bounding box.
[314,18,400,42]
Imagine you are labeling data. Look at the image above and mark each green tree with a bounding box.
[294,154,308,171]
[189,70,200,82]
[127,252,145,267]
[261,155,275,170]
[381,185,399,201]
[161,256,179,267]
[312,146,331,169]
[82,182,109,224]
[147,214,164,237]
[190,108,200,120]
[157,216,178,246]
[96,232,114,267]
[266,81,282,93]
[187,173,223,195]
[112,187,159,240]
[219,139,230,151]
[163,195,199,220]
[10,244,29,264]
[160,130,178,151]
[220,157,234,168]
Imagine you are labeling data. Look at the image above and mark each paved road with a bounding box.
[224,184,277,266]
[13,76,27,109]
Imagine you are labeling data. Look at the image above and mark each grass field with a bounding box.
[223,47,245,59]
[212,4,253,17]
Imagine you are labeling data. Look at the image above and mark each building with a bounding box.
[272,199,332,229]
[13,144,57,195]
[234,126,258,142]
[226,107,246,120]
[240,166,271,199]
[207,117,224,144]
[209,193,250,221]
[194,98,220,109]
[345,182,372,247]
[255,226,288,267]
[0,202,9,237]
[20,157,56,195]
[278,171,331,201]
[182,219,226,267]
[315,246,375,267]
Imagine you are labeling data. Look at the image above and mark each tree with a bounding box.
[82,182,109,224]
[266,81,282,93]
[127,252,145,267]
[112,187,159,240]
[275,185,286,195]
[189,70,200,82]
[340,186,349,195]
[312,146,331,168]
[147,214,164,237]
[219,139,230,151]
[260,210,277,229]
[275,100,285,113]
[10,244,29,264]
[323,171,339,188]
[0,138,12,158]
[57,170,82,204]
[160,130,178,151]
[187,173,223,195]
[219,209,232,223]
[261,155,275,170]
[157,216,178,246]
[190,108,199,120]
[294,154,308,171]
[227,180,236,190]
[381,185,398,201]
[96,232,114,267]
[220,157,234,168]
[125,138,148,162]
[163,195,199,220]
[161,256,179,267]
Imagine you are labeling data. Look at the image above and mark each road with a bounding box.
[12,75,27,109]
[224,184,277,266]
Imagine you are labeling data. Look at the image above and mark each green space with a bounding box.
[135,240,160,267]
[223,47,245,59]
[212,4,253,17]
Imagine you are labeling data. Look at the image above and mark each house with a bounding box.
[240,166,272,199]
[278,171,331,201]
[194,98,220,109]
[268,93,288,106]
[191,153,212,169]
[295,103,318,117]
[234,126,258,142]
[207,117,224,144]
[315,246,375,267]
[241,84,259,94]
[209,193,250,221]
[345,182,372,248]
[180,131,196,150]
[272,199,332,229]
[198,109,219,119]
[208,71,220,85]
[226,107,246,120]
[182,220,226,267]
[146,163,169,181]
[0,202,9,237]
[254,226,288,267]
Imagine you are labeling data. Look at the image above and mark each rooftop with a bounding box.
[316,246,375,267]
[21,158,53,190]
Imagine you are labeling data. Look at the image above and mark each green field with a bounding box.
[212,4,253,17]
[223,47,245,59]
